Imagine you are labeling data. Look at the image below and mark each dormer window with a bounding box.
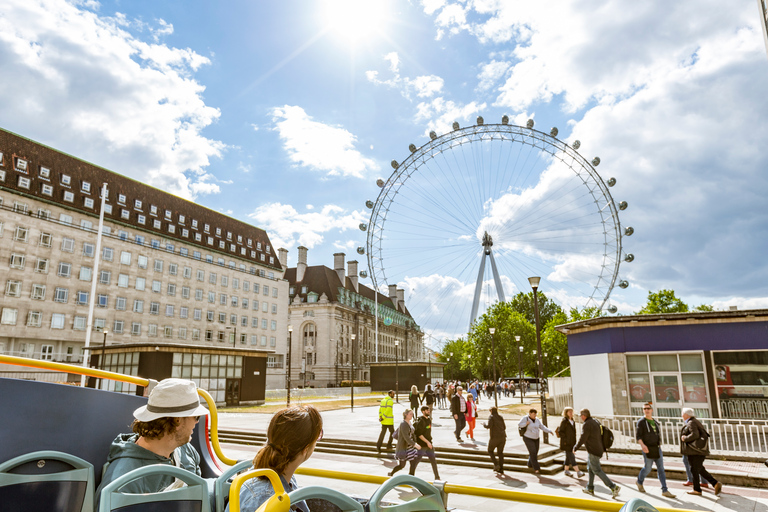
[227,232,232,240]
[165,210,172,219]
[84,197,95,209]
[41,184,53,196]
[178,214,185,224]
[61,174,71,186]
[118,194,126,204]
[135,199,142,210]
[39,167,50,178]
[0,152,3,165]
[216,228,222,236]
[150,205,158,215]
[237,235,242,243]
[138,215,146,225]
[153,220,161,229]
[247,239,252,247]
[15,158,28,172]
[18,176,30,189]
[204,224,210,233]
[81,181,91,193]
[191,219,198,229]
[63,191,74,203]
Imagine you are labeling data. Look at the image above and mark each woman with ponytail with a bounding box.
[228,405,323,512]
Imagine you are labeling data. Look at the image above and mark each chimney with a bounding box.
[277,248,288,268]
[348,260,359,292]
[334,253,345,284]
[296,246,308,282]
[389,284,398,309]
[729,305,738,311]
[396,288,405,311]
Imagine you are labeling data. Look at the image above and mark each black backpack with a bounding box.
[598,420,614,452]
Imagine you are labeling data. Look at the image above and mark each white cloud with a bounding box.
[413,97,486,135]
[384,51,400,73]
[366,52,444,100]
[248,203,367,250]
[476,59,510,92]
[0,0,223,199]
[270,105,379,178]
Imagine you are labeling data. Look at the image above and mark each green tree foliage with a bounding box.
[508,291,564,326]
[437,338,473,381]
[693,304,714,312]
[466,302,536,379]
[636,289,689,314]
[541,307,604,377]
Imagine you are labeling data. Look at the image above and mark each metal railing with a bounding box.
[590,414,768,458]
[719,397,768,420]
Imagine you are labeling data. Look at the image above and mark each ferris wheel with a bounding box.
[360,116,633,341]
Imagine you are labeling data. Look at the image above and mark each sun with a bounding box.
[321,0,393,44]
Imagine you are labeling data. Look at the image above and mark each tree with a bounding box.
[437,338,473,381]
[693,304,714,312]
[540,307,605,377]
[508,291,564,327]
[636,289,689,314]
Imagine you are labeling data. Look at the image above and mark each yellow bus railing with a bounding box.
[0,354,237,466]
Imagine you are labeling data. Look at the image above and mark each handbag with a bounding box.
[518,417,529,437]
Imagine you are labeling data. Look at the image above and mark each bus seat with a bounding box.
[289,486,364,512]
[0,450,95,512]
[98,464,210,512]
[229,468,289,512]
[368,474,446,512]
[214,460,252,512]
[619,498,661,512]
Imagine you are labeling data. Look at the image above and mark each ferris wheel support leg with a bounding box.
[469,253,487,331]
[488,251,506,303]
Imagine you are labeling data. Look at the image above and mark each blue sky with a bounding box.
[1,0,767,344]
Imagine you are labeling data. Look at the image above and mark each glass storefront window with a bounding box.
[680,354,703,372]
[682,373,707,403]
[650,355,677,372]
[628,374,652,402]
[653,375,680,402]
[626,353,708,417]
[627,355,649,372]
[714,350,768,419]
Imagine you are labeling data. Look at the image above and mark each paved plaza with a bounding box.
[219,392,768,512]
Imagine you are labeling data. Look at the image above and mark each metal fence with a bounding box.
[547,376,574,416]
[588,415,768,458]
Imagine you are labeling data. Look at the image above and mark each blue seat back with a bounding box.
[0,450,95,512]
[214,460,252,512]
[98,464,210,512]
[368,474,445,512]
[619,498,661,512]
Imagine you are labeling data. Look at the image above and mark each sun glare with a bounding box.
[321,0,391,44]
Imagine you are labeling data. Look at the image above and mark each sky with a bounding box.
[1,0,767,346]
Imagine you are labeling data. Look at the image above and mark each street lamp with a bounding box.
[394,339,400,402]
[287,325,293,406]
[516,336,523,404]
[489,327,498,408]
[528,276,548,443]
[351,333,356,411]
[99,329,108,389]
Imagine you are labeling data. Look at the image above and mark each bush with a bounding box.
[340,380,370,387]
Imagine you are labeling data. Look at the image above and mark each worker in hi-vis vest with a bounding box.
[376,390,396,454]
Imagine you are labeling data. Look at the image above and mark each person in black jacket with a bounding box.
[423,385,436,417]
[413,406,440,480]
[681,408,722,496]
[409,385,421,411]
[636,403,675,497]
[557,407,583,477]
[450,386,467,442]
[483,406,507,474]
[574,408,619,498]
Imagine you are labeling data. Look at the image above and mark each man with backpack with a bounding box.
[681,408,722,496]
[574,408,620,498]
[636,403,675,498]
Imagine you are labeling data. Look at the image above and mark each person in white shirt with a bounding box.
[518,408,553,473]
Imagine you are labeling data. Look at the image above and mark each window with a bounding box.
[153,220,161,229]
[163,325,173,338]
[242,298,249,309]
[76,291,89,305]
[134,199,142,209]
[79,266,92,281]
[253,283,260,294]
[10,253,25,269]
[194,309,202,321]
[82,181,91,193]
[197,270,204,281]
[178,327,187,340]
[167,283,176,296]
[14,226,29,243]
[118,274,129,287]
[273,288,278,298]
[18,176,31,189]
[62,238,77,254]
[219,312,226,324]
[262,319,268,329]
[272,304,278,314]
[97,294,108,308]
[152,280,161,293]
[39,166,50,178]
[218,331,225,342]
[39,232,52,247]
[83,243,95,258]
[165,210,172,219]
[253,300,259,311]
[131,322,141,336]
[220,293,227,305]
[263,285,269,296]
[63,191,75,203]
[232,296,238,307]
[31,284,46,300]
[232,278,239,289]
[154,260,163,272]
[150,302,160,315]
[57,262,71,278]
[121,209,130,220]
[133,300,144,313]
[38,208,51,220]
[5,280,21,297]
[208,292,215,303]
[207,310,215,322]
[165,305,174,317]
[84,197,94,209]
[103,247,114,261]
[222,276,228,287]
[169,263,178,276]
[120,251,131,265]
[135,277,145,290]
[113,320,124,334]
[271,320,277,331]
[137,255,148,269]
[116,297,127,310]
[205,330,213,342]
[99,270,111,285]
[243,281,250,292]
[252,317,258,328]
[137,214,146,225]
[60,214,73,225]
[27,311,42,327]
[73,316,87,330]
[230,314,237,325]
[192,329,201,341]
[104,204,112,214]
[1,308,18,325]
[51,313,65,329]
[209,273,217,284]
[270,337,276,347]
[241,316,247,327]
[180,306,188,319]
[118,194,126,204]
[135,235,145,245]
[181,286,190,299]
[183,267,192,279]
[195,289,203,301]
[54,287,68,303]
[262,302,268,313]
[148,324,158,337]
[150,205,158,215]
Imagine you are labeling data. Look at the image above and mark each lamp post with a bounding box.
[489,327,498,408]
[351,333,356,411]
[516,336,524,404]
[287,325,293,406]
[99,329,108,389]
[528,276,548,443]
[394,339,400,402]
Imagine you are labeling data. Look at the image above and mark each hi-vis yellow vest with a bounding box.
[379,396,394,425]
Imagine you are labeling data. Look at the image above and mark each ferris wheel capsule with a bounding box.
[619,201,628,210]
[359,223,368,232]
[624,226,634,236]
[592,157,601,166]
[624,253,634,262]
[357,246,365,255]
[409,144,417,153]
[550,127,558,137]
[477,116,484,125]
[365,200,374,209]
[618,280,629,289]
[572,140,581,150]
[526,119,535,129]
[607,305,618,314]
[452,122,460,131]
[391,160,399,169]
[429,131,437,140]
[376,178,385,188]
[501,115,509,125]
[359,270,368,278]
[607,177,616,187]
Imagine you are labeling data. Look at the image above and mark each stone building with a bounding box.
[0,128,289,402]
[282,246,424,388]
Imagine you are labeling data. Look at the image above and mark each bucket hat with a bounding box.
[133,378,210,422]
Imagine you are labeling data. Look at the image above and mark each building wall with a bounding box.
[570,352,614,416]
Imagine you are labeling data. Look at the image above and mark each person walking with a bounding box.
[574,408,620,498]
[518,408,553,473]
[423,384,436,417]
[484,406,507,474]
[636,403,675,497]
[557,407,583,477]
[468,383,479,404]
[437,384,446,409]
[376,390,396,454]
[465,393,477,441]
[450,386,467,442]
[510,381,516,398]
[683,454,712,488]
[388,409,421,477]
[413,406,440,480]
[409,385,421,411]
[681,408,722,496]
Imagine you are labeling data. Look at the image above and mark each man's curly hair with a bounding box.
[132,417,179,439]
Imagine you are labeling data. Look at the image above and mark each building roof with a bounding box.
[0,128,281,271]
[285,264,413,317]
[556,308,768,334]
